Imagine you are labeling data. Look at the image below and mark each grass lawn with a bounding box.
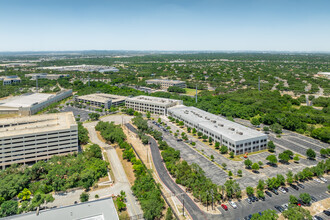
[185,88,201,96]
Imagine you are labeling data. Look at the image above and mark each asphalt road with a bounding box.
[125,123,220,220]
[219,176,330,220]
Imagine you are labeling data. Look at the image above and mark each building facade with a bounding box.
[74,93,126,109]
[0,112,78,169]
[125,95,183,115]
[168,106,268,155]
[25,73,70,80]
[0,75,21,85]
[146,79,186,89]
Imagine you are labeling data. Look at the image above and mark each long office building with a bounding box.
[125,95,183,115]
[74,93,126,109]
[146,79,186,89]
[25,73,70,80]
[0,75,21,85]
[0,112,78,169]
[0,90,72,116]
[168,106,267,155]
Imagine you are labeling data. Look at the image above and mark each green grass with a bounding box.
[185,88,201,96]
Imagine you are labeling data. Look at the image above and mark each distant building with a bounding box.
[316,72,330,79]
[125,95,183,115]
[0,112,78,169]
[3,197,119,220]
[0,75,21,85]
[168,106,268,155]
[39,65,119,73]
[25,73,70,80]
[74,93,126,109]
[0,90,72,116]
[146,79,186,89]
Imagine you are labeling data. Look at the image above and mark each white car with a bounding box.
[229,200,237,209]
[319,177,327,183]
[282,203,289,210]
[279,187,286,194]
[314,178,321,183]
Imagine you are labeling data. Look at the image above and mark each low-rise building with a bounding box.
[0,90,72,116]
[125,95,183,115]
[0,75,21,85]
[168,106,268,155]
[3,197,119,220]
[146,79,186,89]
[74,93,126,109]
[25,73,70,80]
[0,112,78,169]
[39,65,119,73]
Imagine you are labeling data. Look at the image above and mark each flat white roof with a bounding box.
[77,93,126,103]
[168,106,267,142]
[0,112,77,138]
[127,95,181,106]
[146,79,185,83]
[0,93,54,108]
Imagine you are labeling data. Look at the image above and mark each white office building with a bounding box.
[146,79,186,89]
[0,112,78,169]
[25,73,70,80]
[168,106,268,155]
[74,93,126,109]
[0,75,21,85]
[125,95,183,115]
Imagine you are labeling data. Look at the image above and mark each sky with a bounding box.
[0,0,330,52]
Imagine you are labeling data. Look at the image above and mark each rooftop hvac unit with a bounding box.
[228,127,235,131]
[237,131,243,135]
[218,124,224,127]
[211,120,216,123]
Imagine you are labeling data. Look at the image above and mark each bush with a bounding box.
[80,192,89,202]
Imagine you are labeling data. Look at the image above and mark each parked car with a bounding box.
[246,198,252,204]
[250,196,255,202]
[279,187,286,194]
[311,196,318,203]
[259,196,265,201]
[282,203,289,210]
[265,191,272,197]
[252,196,259,202]
[314,178,322,183]
[290,184,299,190]
[313,216,323,220]
[297,183,304,189]
[229,201,237,209]
[221,204,228,211]
[283,187,289,192]
[271,189,279,195]
[274,205,284,213]
[323,210,330,216]
[319,177,327,183]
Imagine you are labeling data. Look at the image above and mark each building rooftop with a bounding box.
[168,106,267,142]
[0,112,77,138]
[3,197,119,220]
[127,95,181,105]
[0,93,54,108]
[77,93,126,103]
[146,79,185,83]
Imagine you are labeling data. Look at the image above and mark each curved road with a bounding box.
[125,123,220,220]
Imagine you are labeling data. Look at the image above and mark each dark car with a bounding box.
[250,196,255,202]
[259,196,265,201]
[283,187,289,192]
[271,189,279,195]
[311,196,318,203]
[253,196,259,202]
[290,184,299,190]
[274,205,284,213]
[313,216,323,220]
[323,210,330,216]
[265,191,272,197]
[246,198,252,204]
[297,183,304,189]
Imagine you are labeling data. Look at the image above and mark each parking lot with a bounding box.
[217,176,330,220]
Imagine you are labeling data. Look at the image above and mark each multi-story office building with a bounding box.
[0,75,21,85]
[125,95,183,115]
[0,90,72,116]
[74,93,126,109]
[145,79,186,89]
[25,73,70,80]
[0,112,78,169]
[168,106,268,155]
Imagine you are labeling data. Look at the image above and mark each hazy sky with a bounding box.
[0,0,329,52]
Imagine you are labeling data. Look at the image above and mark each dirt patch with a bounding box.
[0,113,18,118]
[96,131,107,143]
[305,197,330,216]
[116,147,136,185]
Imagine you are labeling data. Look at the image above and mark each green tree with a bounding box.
[257,190,264,198]
[293,155,300,163]
[178,121,184,127]
[267,141,276,152]
[215,142,220,149]
[286,171,294,184]
[202,135,208,141]
[146,111,151,119]
[187,127,191,133]
[251,209,278,220]
[17,188,31,201]
[251,116,260,126]
[277,174,285,186]
[246,186,254,196]
[0,200,18,217]
[208,136,213,144]
[80,192,89,202]
[88,113,100,121]
[229,151,234,158]
[165,207,174,220]
[289,195,298,205]
[320,148,328,157]
[257,180,265,191]
[282,206,312,220]
[270,123,282,134]
[306,148,316,159]
[237,169,242,177]
[251,163,260,172]
[158,118,162,124]
[197,132,203,137]
[266,155,277,165]
[299,193,311,205]
[258,161,263,167]
[220,145,228,154]
[192,128,197,135]
[228,171,233,178]
[210,155,214,161]
[244,159,253,168]
[278,152,290,163]
[222,163,227,169]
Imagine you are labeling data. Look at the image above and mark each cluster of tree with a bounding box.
[167,86,185,93]
[0,144,107,217]
[115,191,127,211]
[95,121,126,144]
[244,159,263,172]
[88,113,100,121]
[78,122,89,145]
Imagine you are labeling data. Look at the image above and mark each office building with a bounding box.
[0,112,78,169]
[3,197,119,220]
[39,65,119,73]
[146,79,186,89]
[0,90,72,116]
[168,106,268,155]
[125,95,183,115]
[74,93,126,109]
[0,75,21,85]
[25,73,70,80]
